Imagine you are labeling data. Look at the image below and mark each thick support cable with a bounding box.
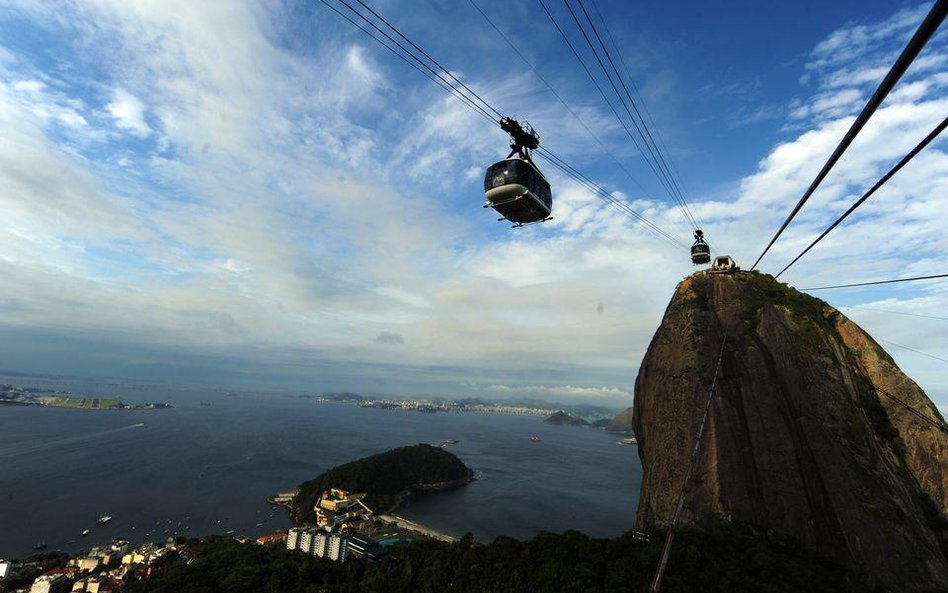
[649,331,728,593]
[573,0,697,230]
[330,0,498,124]
[353,0,505,120]
[774,116,948,279]
[802,273,948,291]
[320,0,497,125]
[323,0,689,252]
[875,386,948,433]
[839,305,948,322]
[880,338,948,365]
[589,0,698,228]
[751,0,948,271]
[467,0,654,199]
[558,0,688,224]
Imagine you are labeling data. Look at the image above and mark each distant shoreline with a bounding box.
[1,384,172,410]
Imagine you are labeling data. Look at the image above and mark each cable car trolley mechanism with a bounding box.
[691,229,711,264]
[483,117,553,227]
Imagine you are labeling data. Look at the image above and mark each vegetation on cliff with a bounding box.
[120,522,850,593]
[292,444,472,520]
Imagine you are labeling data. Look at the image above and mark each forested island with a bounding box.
[291,444,474,521]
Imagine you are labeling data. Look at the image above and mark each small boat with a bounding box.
[441,439,460,446]
[529,435,541,443]
[255,523,263,527]
[81,529,91,537]
[97,513,112,524]
[620,437,638,445]
[33,540,47,550]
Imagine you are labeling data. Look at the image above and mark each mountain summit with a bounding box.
[632,270,948,591]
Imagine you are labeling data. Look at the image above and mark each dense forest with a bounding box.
[120,523,854,593]
[292,444,473,520]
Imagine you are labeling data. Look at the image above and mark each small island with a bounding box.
[290,444,474,523]
[544,410,590,426]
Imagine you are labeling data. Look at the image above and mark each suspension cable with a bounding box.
[556,0,694,229]
[537,0,665,196]
[538,147,689,250]
[875,386,948,434]
[802,273,948,291]
[839,305,948,322]
[329,0,498,123]
[352,0,505,120]
[319,0,497,126]
[466,0,654,199]
[649,331,728,593]
[573,0,698,230]
[587,0,700,231]
[322,0,686,250]
[750,0,948,271]
[774,116,948,279]
[880,338,948,365]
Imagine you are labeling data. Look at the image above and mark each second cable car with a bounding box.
[691,229,711,264]
[483,118,552,227]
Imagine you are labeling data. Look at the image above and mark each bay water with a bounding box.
[0,378,640,558]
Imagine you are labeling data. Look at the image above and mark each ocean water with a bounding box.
[0,379,641,558]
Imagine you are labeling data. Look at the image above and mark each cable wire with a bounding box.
[327,0,498,124]
[353,0,505,120]
[840,305,948,322]
[875,386,948,434]
[557,0,694,229]
[751,0,948,271]
[537,147,689,250]
[573,0,698,230]
[320,0,498,126]
[880,338,948,365]
[649,331,728,592]
[774,116,948,279]
[588,0,700,231]
[466,0,654,199]
[802,273,948,291]
[537,0,672,202]
[322,0,687,252]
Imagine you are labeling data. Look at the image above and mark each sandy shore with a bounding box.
[378,514,458,543]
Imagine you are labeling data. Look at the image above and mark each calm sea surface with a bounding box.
[0,378,641,558]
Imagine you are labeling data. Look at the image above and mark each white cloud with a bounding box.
[0,1,944,410]
[106,88,151,137]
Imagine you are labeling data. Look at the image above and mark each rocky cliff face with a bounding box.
[633,271,948,591]
[606,406,634,433]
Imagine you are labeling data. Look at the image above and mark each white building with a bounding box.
[298,530,315,555]
[326,535,348,562]
[30,574,69,593]
[286,528,302,551]
[313,532,328,558]
[0,559,10,579]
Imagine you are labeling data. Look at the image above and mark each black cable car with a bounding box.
[691,229,711,264]
[483,118,552,227]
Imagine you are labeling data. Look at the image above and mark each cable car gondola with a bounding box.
[691,229,711,264]
[483,118,552,227]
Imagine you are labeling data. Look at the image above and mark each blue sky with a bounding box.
[0,0,946,410]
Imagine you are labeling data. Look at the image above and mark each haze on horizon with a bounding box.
[0,0,946,410]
